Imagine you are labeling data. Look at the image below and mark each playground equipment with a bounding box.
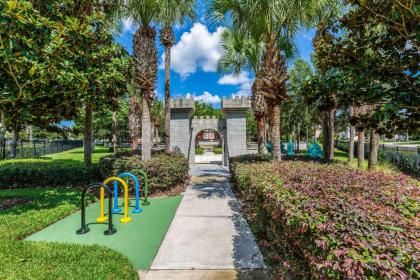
[287,139,295,156]
[98,177,132,224]
[132,169,150,206]
[112,172,142,214]
[77,183,117,235]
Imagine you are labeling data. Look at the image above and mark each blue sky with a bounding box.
[114,14,315,108]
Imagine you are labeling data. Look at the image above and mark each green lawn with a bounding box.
[0,146,111,187]
[381,140,420,145]
[297,149,398,173]
[46,146,111,163]
[0,188,138,280]
[0,145,111,166]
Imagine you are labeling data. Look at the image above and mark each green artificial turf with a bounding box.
[27,196,183,270]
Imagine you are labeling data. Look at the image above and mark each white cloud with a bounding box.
[218,71,254,97]
[121,17,137,33]
[185,91,221,104]
[161,23,224,78]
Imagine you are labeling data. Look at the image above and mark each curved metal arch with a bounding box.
[131,169,150,206]
[76,183,116,236]
[113,172,142,214]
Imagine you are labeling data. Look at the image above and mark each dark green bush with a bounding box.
[99,152,188,194]
[231,161,419,279]
[0,160,101,189]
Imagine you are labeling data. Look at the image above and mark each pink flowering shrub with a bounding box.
[231,160,419,279]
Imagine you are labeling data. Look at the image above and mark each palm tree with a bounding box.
[125,0,160,160]
[158,0,196,154]
[210,0,311,160]
[151,100,164,143]
[217,28,266,153]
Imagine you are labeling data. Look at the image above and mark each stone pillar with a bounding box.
[222,96,251,158]
[170,97,194,159]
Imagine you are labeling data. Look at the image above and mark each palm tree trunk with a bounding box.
[111,109,117,154]
[368,129,380,170]
[164,45,171,154]
[357,130,365,169]
[271,103,281,161]
[348,105,355,162]
[141,97,152,160]
[129,95,141,151]
[257,116,265,154]
[84,104,93,168]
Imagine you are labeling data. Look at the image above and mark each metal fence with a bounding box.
[336,140,420,176]
[0,139,83,160]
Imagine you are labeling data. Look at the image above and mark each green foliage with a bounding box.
[246,110,257,141]
[0,146,110,188]
[0,187,137,279]
[193,102,223,118]
[0,0,132,138]
[195,147,204,155]
[231,161,419,278]
[74,98,130,142]
[283,59,317,140]
[213,147,222,154]
[99,152,189,194]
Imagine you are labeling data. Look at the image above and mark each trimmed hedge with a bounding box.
[99,152,188,194]
[195,147,204,155]
[0,159,101,188]
[231,160,419,279]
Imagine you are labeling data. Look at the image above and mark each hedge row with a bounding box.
[0,159,101,188]
[231,159,419,279]
[99,152,189,194]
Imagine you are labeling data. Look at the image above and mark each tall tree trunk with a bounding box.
[257,116,265,154]
[322,112,331,161]
[151,122,155,143]
[141,97,152,160]
[10,129,19,158]
[348,105,355,162]
[357,130,365,169]
[129,95,141,151]
[111,109,117,154]
[271,103,281,161]
[368,129,380,170]
[322,109,335,161]
[296,121,300,152]
[0,111,6,148]
[164,45,171,154]
[84,104,93,168]
[328,109,335,161]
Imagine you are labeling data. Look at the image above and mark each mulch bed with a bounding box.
[0,198,30,210]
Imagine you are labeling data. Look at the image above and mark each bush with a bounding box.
[231,161,419,279]
[213,147,222,154]
[0,159,101,189]
[195,147,204,155]
[99,152,188,194]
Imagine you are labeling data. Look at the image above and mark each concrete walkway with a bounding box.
[141,164,266,279]
[195,151,223,164]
